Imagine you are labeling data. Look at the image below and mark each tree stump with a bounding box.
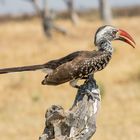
[39,76,101,140]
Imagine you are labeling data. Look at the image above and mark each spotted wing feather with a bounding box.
[42,51,111,85]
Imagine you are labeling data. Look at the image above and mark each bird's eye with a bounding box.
[112,30,117,35]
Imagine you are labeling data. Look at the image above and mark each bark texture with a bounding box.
[39,76,101,140]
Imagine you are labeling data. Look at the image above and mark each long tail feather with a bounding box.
[0,64,45,74]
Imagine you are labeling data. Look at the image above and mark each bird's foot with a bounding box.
[85,89,100,101]
[72,85,80,89]
[78,75,100,101]
[70,79,80,89]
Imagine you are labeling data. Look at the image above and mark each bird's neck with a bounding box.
[98,41,113,54]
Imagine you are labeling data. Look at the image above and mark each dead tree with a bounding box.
[23,0,41,15]
[42,0,67,37]
[63,0,79,25]
[39,76,101,140]
[31,0,41,16]
[99,0,112,24]
[24,0,68,37]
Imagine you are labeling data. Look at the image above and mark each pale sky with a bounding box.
[0,0,140,15]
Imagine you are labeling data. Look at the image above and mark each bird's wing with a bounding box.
[42,50,111,85]
[43,51,82,69]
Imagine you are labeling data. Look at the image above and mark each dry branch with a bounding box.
[39,76,101,140]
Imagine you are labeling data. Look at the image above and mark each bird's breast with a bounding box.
[95,54,112,71]
[76,54,112,78]
[91,54,112,72]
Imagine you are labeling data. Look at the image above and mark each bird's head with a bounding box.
[94,25,136,52]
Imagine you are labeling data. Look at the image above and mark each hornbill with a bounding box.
[0,25,136,88]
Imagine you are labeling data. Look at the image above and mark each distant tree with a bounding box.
[99,0,112,24]
[24,0,67,37]
[30,0,41,16]
[42,0,67,37]
[23,0,42,16]
[63,0,79,25]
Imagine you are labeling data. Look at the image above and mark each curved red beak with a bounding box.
[116,29,136,48]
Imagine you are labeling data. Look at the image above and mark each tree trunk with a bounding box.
[64,0,79,25]
[24,0,68,37]
[42,0,68,37]
[31,0,42,16]
[39,76,101,140]
[99,0,112,24]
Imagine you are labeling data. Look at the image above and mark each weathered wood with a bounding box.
[39,76,101,140]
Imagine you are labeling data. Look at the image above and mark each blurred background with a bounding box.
[0,0,140,140]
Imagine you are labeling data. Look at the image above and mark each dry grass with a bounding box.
[0,16,140,140]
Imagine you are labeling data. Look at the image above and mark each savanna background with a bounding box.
[0,0,140,140]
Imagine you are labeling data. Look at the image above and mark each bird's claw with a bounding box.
[79,88,100,101]
[74,85,80,89]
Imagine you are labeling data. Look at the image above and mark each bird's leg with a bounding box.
[81,76,88,80]
[84,74,99,98]
[69,79,80,89]
[86,74,97,87]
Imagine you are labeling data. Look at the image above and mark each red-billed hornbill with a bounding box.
[0,25,136,88]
